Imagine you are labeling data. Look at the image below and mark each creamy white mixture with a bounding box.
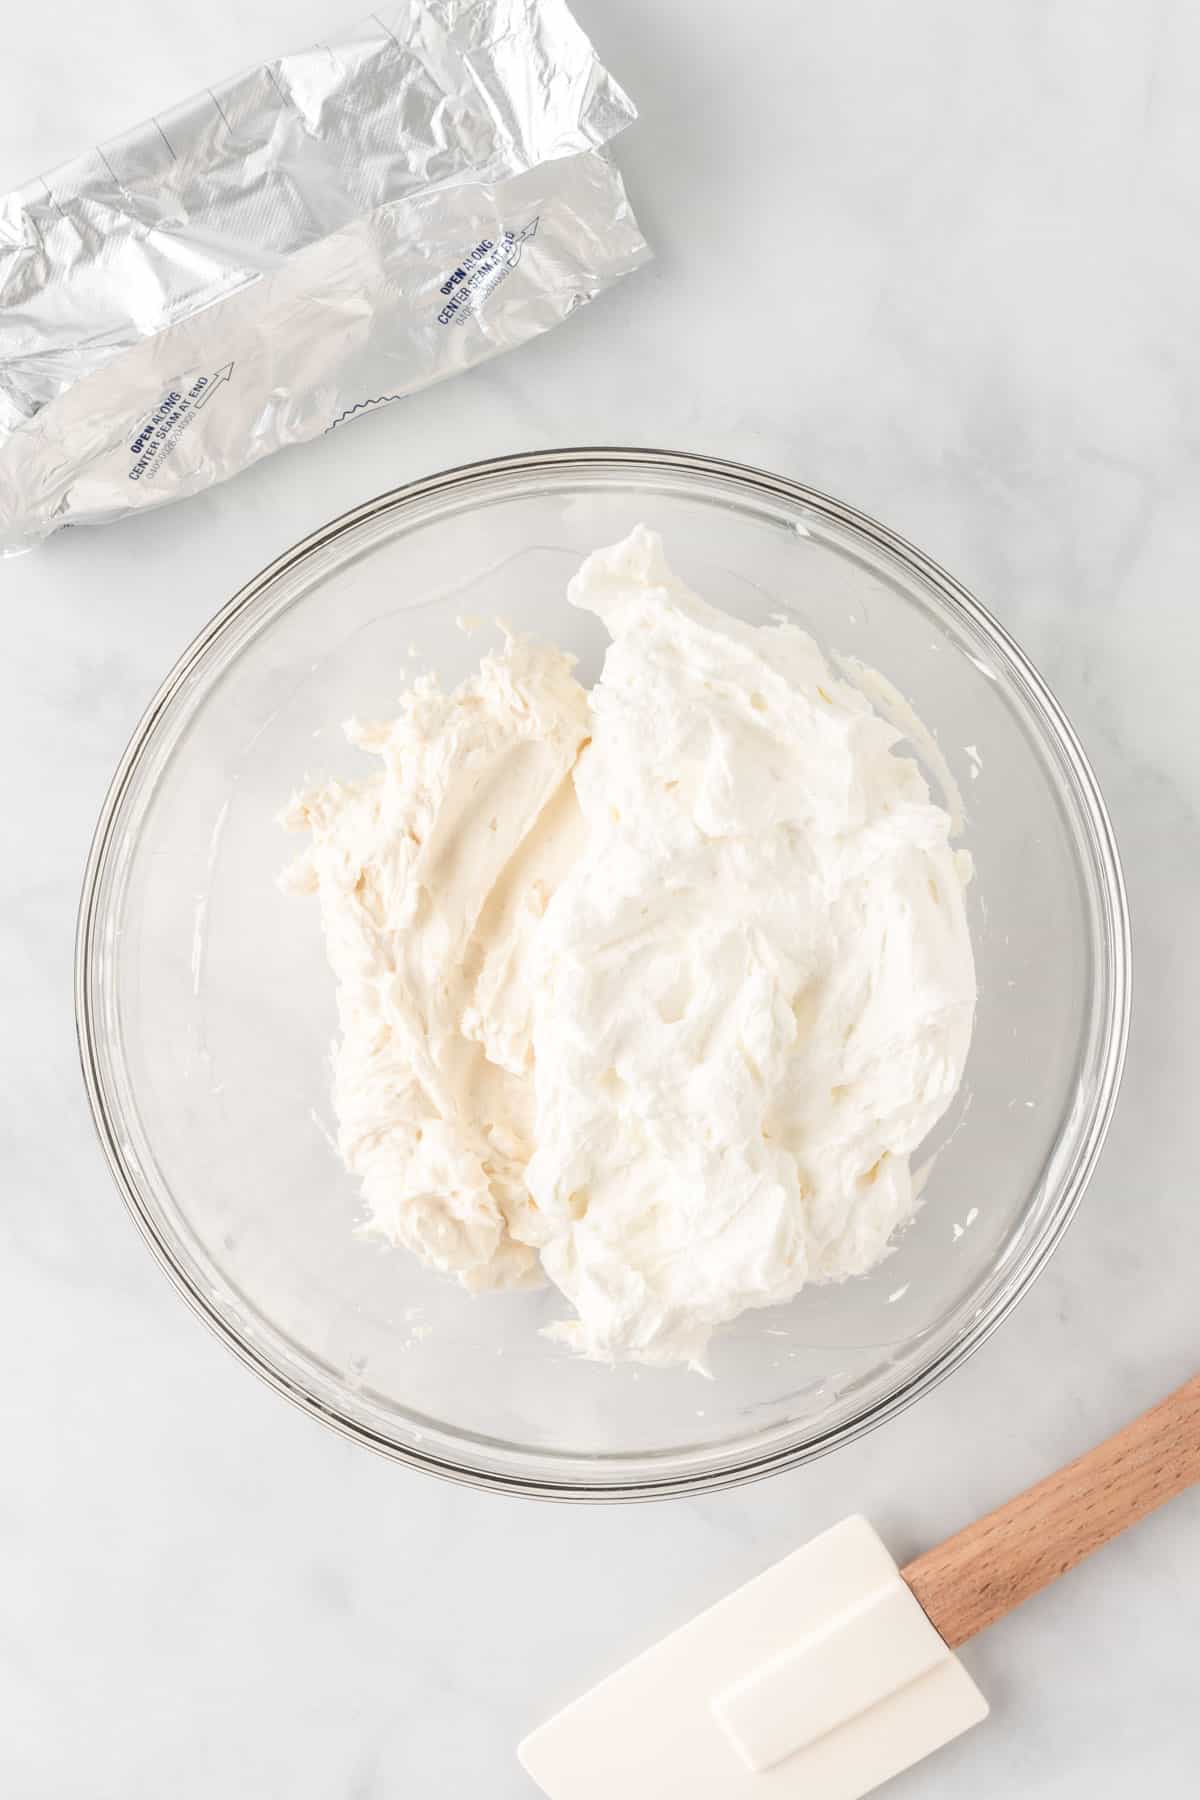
[282,528,976,1369]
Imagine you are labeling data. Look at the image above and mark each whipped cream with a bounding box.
[283,528,976,1369]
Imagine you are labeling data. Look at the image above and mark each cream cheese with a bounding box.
[282,527,976,1368]
[281,634,590,1292]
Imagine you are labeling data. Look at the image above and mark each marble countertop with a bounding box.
[3,2,1198,1794]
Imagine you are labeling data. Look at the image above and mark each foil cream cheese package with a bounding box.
[0,0,649,554]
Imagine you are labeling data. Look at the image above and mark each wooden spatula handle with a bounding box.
[901,1373,1200,1648]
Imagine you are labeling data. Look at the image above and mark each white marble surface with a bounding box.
[3,2,1198,1794]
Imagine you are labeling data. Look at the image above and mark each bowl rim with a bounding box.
[75,445,1132,1501]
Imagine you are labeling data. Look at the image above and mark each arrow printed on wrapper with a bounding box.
[194,362,234,409]
[126,364,236,482]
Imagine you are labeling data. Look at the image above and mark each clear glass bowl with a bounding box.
[77,449,1130,1499]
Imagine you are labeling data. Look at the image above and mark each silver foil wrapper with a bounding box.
[0,0,648,553]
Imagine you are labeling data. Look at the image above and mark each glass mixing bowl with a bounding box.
[77,449,1129,1499]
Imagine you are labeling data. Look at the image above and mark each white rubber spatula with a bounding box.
[520,1375,1199,1800]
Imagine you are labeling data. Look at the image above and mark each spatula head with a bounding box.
[519,1516,987,1800]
